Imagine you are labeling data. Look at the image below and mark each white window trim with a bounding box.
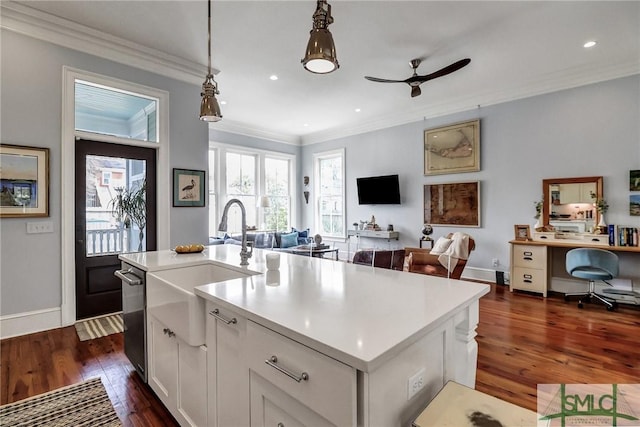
[209,142,296,233]
[314,148,346,240]
[61,66,170,326]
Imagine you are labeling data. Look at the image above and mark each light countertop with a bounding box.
[120,245,489,371]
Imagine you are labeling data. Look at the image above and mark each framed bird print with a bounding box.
[173,168,205,207]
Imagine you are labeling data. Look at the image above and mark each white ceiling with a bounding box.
[5,1,640,144]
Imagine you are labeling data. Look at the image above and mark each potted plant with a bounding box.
[590,191,609,230]
[109,181,147,252]
[533,197,543,230]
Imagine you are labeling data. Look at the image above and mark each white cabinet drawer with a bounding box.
[246,321,357,427]
[581,234,609,245]
[511,267,547,295]
[512,245,546,268]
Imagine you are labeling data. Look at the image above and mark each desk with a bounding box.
[509,238,640,303]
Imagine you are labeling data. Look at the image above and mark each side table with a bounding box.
[419,237,434,249]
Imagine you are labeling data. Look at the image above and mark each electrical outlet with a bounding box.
[492,258,499,268]
[26,221,54,234]
[407,368,425,400]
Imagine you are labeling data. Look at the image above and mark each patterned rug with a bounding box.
[75,314,123,341]
[0,377,121,426]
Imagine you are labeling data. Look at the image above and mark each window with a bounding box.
[314,149,345,238]
[74,81,158,142]
[264,157,291,231]
[208,144,295,236]
[225,152,257,233]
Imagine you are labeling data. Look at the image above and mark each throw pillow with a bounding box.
[292,227,310,245]
[430,237,453,255]
[280,231,299,248]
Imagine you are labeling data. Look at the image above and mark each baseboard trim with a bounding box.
[0,307,62,339]
[462,267,510,284]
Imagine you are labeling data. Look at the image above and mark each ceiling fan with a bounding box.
[365,58,471,98]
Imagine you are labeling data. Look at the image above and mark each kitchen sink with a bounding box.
[147,263,257,346]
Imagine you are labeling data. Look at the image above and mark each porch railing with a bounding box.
[86,228,128,256]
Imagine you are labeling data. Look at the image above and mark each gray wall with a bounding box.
[0,30,208,316]
[300,75,640,274]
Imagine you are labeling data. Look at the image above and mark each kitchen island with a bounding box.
[120,244,489,427]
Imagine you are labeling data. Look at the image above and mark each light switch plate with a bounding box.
[26,221,54,234]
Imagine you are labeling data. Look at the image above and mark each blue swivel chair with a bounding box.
[565,248,619,311]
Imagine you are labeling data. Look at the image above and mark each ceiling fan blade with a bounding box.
[409,58,471,84]
[364,76,407,83]
[411,86,421,98]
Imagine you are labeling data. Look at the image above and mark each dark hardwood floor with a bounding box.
[2,283,638,424]
[476,284,640,411]
[0,325,178,426]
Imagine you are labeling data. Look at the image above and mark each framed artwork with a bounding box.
[630,170,640,191]
[514,225,531,241]
[630,195,640,217]
[0,144,49,217]
[424,119,480,176]
[173,168,205,207]
[423,181,480,227]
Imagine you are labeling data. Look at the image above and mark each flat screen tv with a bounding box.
[357,174,401,205]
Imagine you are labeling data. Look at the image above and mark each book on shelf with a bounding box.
[607,224,639,247]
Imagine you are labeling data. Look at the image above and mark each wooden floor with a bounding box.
[476,284,640,411]
[1,283,639,424]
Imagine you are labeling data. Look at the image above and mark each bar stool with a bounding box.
[565,248,619,311]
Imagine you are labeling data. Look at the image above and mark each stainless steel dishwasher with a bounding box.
[115,262,147,382]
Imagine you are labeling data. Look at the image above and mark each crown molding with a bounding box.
[2,1,637,147]
[210,120,302,146]
[0,1,215,86]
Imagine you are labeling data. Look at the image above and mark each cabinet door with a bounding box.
[177,343,207,427]
[215,307,250,427]
[148,316,178,411]
[559,184,580,204]
[580,182,596,203]
[250,372,335,427]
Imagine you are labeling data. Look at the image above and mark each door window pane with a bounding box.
[85,155,146,256]
[75,81,158,142]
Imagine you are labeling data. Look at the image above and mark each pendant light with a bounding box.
[200,0,222,122]
[301,0,339,74]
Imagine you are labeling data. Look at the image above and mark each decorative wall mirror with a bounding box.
[542,176,603,232]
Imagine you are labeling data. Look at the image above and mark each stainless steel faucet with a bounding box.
[218,199,253,266]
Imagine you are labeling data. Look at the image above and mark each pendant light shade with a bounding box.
[302,0,339,74]
[200,0,222,122]
[200,75,222,122]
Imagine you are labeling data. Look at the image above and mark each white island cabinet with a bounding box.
[120,245,489,427]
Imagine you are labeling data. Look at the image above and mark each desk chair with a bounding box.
[565,248,619,311]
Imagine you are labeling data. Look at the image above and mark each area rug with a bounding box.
[0,377,121,426]
[75,313,123,341]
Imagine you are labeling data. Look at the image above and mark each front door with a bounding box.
[75,139,156,320]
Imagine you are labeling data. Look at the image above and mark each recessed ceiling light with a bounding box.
[583,40,597,48]
[220,100,227,105]
[303,123,309,127]
[355,108,361,113]
[269,75,278,81]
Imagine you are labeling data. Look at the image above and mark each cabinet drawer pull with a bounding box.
[540,236,548,239]
[591,238,600,242]
[523,251,533,256]
[209,308,237,325]
[265,355,309,383]
[162,328,175,337]
[523,257,533,261]
[523,273,533,283]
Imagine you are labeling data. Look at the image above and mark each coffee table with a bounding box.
[287,245,339,261]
